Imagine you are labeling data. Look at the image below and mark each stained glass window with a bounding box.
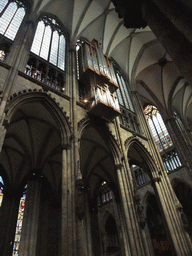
[12,185,27,256]
[0,0,25,41]
[144,105,173,152]
[31,16,66,71]
[0,176,4,206]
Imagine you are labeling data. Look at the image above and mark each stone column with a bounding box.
[0,17,35,125]
[5,17,36,72]
[61,145,77,256]
[19,178,41,256]
[0,121,7,153]
[131,91,192,255]
[0,187,20,256]
[84,191,92,256]
[75,178,89,256]
[152,175,192,255]
[116,164,146,256]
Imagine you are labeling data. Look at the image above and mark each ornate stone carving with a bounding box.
[77,116,90,131]
[176,204,190,230]
[76,179,85,220]
[134,193,146,229]
[3,118,9,129]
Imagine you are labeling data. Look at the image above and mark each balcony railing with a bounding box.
[162,149,182,173]
[24,53,65,92]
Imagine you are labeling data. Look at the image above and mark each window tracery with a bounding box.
[31,16,66,71]
[25,16,66,92]
[144,105,182,172]
[0,0,25,41]
[144,105,173,152]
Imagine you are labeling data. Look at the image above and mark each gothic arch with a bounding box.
[78,116,122,166]
[5,91,71,145]
[101,209,120,234]
[171,177,192,192]
[126,136,157,177]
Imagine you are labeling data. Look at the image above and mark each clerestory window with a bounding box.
[0,0,26,41]
[144,105,173,152]
[115,71,134,112]
[144,105,182,172]
[31,16,66,71]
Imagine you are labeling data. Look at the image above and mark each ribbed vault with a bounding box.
[29,0,192,126]
[0,101,62,194]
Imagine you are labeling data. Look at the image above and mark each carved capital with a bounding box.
[3,118,9,129]
[152,177,161,184]
[115,163,123,171]
[61,142,71,150]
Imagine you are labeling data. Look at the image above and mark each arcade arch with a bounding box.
[0,92,71,256]
[79,123,123,256]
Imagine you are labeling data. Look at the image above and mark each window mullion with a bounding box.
[47,28,54,62]
[151,117,164,150]
[3,5,18,36]
[0,1,9,18]
[57,34,60,66]
[39,24,46,56]
[156,113,171,146]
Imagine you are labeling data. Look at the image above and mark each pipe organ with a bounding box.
[77,40,120,121]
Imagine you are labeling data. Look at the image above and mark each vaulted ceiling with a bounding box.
[31,0,192,127]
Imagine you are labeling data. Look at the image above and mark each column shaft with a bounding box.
[19,179,41,256]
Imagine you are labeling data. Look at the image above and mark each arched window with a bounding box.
[31,16,66,71]
[12,185,27,256]
[115,71,134,112]
[0,0,26,41]
[98,181,113,207]
[144,105,182,172]
[0,176,4,206]
[144,105,173,152]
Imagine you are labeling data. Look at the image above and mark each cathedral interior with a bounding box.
[1,0,192,255]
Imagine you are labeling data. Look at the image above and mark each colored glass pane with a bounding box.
[144,105,173,152]
[12,185,27,256]
[0,176,4,206]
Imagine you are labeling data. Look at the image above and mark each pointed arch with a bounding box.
[126,136,157,177]
[5,91,71,145]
